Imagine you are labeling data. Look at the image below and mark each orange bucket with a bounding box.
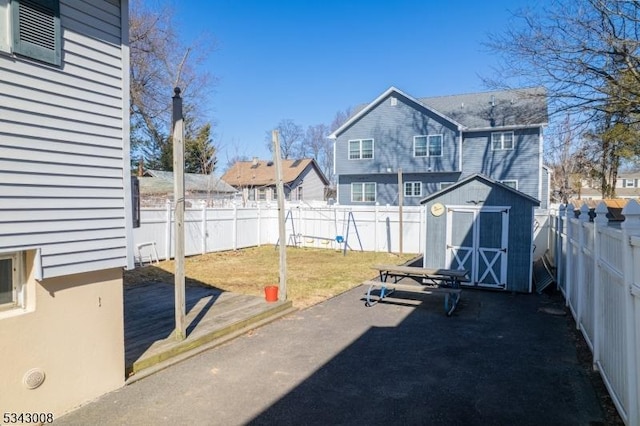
[264,285,279,302]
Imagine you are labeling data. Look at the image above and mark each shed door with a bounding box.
[446,206,509,289]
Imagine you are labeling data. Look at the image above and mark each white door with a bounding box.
[445,206,509,289]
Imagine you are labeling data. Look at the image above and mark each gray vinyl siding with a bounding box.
[338,172,461,206]
[334,93,460,176]
[423,178,538,292]
[0,0,128,278]
[295,165,326,201]
[461,128,541,202]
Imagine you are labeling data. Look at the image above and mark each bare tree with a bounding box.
[302,124,331,178]
[265,119,304,159]
[485,0,640,124]
[546,116,593,202]
[330,107,353,133]
[129,0,217,169]
[485,0,640,197]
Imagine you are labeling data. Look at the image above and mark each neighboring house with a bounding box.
[140,170,237,206]
[329,86,549,208]
[222,158,329,204]
[575,172,640,200]
[0,0,132,417]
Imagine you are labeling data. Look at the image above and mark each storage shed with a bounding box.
[420,174,540,292]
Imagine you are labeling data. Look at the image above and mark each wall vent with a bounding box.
[23,368,46,390]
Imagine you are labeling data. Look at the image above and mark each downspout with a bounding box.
[121,0,134,270]
[332,136,339,203]
[458,126,463,174]
[538,126,544,206]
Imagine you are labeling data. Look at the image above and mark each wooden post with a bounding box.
[172,87,186,341]
[273,130,287,300]
[398,168,403,255]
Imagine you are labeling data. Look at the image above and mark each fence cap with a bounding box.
[622,198,640,211]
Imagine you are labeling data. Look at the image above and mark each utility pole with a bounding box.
[398,168,403,255]
[173,87,186,340]
[273,130,287,300]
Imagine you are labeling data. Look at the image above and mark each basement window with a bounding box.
[0,252,25,311]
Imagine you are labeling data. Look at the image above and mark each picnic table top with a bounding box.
[372,264,468,278]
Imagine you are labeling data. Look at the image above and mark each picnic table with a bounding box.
[363,264,469,316]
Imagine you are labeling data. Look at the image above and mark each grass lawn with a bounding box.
[126,246,418,308]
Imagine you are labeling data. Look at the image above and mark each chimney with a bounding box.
[252,157,258,166]
[138,157,144,177]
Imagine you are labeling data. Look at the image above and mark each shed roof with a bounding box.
[221,158,329,187]
[420,173,540,205]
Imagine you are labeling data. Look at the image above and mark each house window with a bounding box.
[271,188,277,201]
[500,180,518,190]
[351,182,376,202]
[404,182,422,197]
[0,252,24,310]
[349,139,374,160]
[414,135,442,157]
[439,182,455,190]
[491,132,514,150]
[625,179,636,188]
[257,188,267,201]
[3,0,61,66]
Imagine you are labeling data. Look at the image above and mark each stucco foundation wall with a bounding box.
[0,253,124,418]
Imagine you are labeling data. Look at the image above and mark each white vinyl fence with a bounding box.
[133,202,426,261]
[551,201,640,426]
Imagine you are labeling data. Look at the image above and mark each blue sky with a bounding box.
[173,1,540,168]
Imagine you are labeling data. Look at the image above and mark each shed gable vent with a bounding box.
[390,97,398,106]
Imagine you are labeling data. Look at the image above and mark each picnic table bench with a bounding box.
[363,264,469,316]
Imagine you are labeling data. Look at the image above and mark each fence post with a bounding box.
[233,203,238,250]
[165,199,172,260]
[592,202,608,372]
[201,200,207,255]
[621,199,640,426]
[564,204,572,305]
[257,204,261,247]
[556,204,565,292]
[374,204,379,253]
[575,203,589,329]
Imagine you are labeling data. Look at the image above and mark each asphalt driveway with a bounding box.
[56,285,605,425]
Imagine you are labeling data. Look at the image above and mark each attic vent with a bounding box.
[390,97,398,106]
[291,159,302,167]
[13,0,61,66]
[267,161,274,166]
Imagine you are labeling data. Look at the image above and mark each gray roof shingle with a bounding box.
[419,87,547,129]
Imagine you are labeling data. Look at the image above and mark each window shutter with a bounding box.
[12,0,61,66]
